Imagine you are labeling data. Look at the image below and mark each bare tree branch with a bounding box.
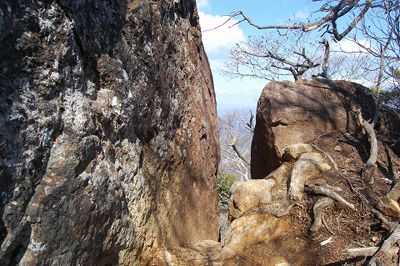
[230,0,373,41]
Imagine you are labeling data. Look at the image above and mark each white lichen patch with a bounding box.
[50,72,60,81]
[63,90,95,136]
[44,186,52,196]
[122,69,129,81]
[28,240,47,253]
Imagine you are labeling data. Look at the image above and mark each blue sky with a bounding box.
[197,0,321,113]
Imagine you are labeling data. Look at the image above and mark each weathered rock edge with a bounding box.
[251,79,400,178]
[0,0,219,265]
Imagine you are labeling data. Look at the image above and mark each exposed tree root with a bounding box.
[321,214,335,235]
[362,164,377,185]
[356,110,378,184]
[306,184,356,211]
[310,197,334,234]
[368,225,400,266]
[312,144,339,171]
[371,209,397,231]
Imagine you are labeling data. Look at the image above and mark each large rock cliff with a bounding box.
[0,0,220,264]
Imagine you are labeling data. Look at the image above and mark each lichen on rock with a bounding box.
[0,0,219,264]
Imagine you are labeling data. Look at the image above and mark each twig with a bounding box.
[312,131,336,145]
[336,210,343,232]
[229,1,372,41]
[339,173,369,206]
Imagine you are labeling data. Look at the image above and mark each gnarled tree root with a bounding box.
[356,110,378,184]
[310,197,334,234]
[371,209,397,231]
[306,184,356,210]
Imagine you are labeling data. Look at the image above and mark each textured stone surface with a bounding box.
[228,179,275,220]
[251,79,381,178]
[378,182,400,218]
[0,0,219,264]
[163,240,223,266]
[221,213,321,265]
[377,196,400,218]
[266,162,292,184]
[222,214,289,257]
[282,143,314,162]
[266,162,292,203]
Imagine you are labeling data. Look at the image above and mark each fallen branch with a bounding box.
[310,197,334,233]
[368,225,400,265]
[346,247,379,257]
[306,184,356,211]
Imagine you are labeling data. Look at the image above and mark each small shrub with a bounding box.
[217,173,236,206]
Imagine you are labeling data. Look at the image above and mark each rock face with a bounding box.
[251,79,382,178]
[228,179,275,220]
[0,0,219,265]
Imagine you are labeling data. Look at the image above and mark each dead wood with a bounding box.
[346,247,379,257]
[230,136,250,166]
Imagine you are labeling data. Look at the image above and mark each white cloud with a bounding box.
[331,39,372,53]
[196,0,210,9]
[199,12,245,54]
